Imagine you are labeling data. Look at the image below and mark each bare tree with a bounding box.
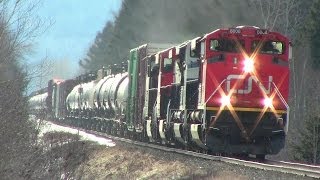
[250,0,316,162]
[25,57,53,91]
[250,0,305,36]
[0,0,49,178]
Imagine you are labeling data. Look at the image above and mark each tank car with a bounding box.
[64,65,129,133]
[29,92,48,119]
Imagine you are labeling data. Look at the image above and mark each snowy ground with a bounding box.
[37,119,115,147]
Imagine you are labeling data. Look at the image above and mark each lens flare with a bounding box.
[263,97,273,107]
[243,58,254,73]
[220,95,231,106]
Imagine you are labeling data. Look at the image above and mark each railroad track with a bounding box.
[50,121,320,178]
[264,160,320,178]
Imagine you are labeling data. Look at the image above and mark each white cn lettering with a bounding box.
[226,75,273,95]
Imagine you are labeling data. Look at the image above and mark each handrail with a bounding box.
[272,82,289,109]
[271,82,290,133]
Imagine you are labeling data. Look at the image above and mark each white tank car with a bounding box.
[91,72,129,117]
[66,84,81,111]
[29,92,48,111]
[81,81,96,110]
[98,75,116,111]
[108,73,128,113]
[115,74,128,115]
[67,81,98,112]
[66,72,129,118]
[93,76,111,109]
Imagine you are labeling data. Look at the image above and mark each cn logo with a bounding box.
[226,75,273,95]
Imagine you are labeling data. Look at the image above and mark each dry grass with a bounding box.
[74,144,248,180]
[32,132,305,180]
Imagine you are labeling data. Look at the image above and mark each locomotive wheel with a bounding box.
[90,119,95,130]
[123,125,128,138]
[80,118,84,128]
[182,124,190,150]
[95,120,101,132]
[151,121,160,142]
[106,122,112,134]
[86,120,90,129]
[112,122,118,136]
[233,153,249,160]
[110,122,115,135]
[101,120,108,133]
[131,130,137,140]
[256,154,266,161]
[240,153,249,159]
[119,124,124,137]
[113,122,118,136]
[101,121,106,132]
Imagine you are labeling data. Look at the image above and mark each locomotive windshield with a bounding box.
[210,39,244,53]
[251,40,284,54]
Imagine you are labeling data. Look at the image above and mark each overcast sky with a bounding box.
[30,0,122,71]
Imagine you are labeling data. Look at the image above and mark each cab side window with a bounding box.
[210,39,220,51]
[210,39,244,53]
[163,58,173,72]
[252,40,284,54]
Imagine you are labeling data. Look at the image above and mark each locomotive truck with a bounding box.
[30,26,291,159]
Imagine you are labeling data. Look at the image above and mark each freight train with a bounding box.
[29,26,291,159]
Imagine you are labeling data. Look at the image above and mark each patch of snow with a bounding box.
[39,120,116,147]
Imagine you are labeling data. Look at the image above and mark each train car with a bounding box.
[29,91,48,119]
[51,79,77,120]
[64,65,130,132]
[126,43,176,134]
[200,26,290,157]
[29,26,290,159]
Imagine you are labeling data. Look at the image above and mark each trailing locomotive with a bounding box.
[29,26,291,159]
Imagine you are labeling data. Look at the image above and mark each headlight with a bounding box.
[263,97,273,107]
[243,58,254,73]
[220,95,231,106]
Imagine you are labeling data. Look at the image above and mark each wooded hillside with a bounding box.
[79,0,262,70]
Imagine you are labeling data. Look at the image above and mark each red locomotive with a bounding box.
[30,26,291,159]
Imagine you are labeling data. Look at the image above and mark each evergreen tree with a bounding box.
[79,0,262,71]
[292,116,320,164]
[308,0,320,69]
